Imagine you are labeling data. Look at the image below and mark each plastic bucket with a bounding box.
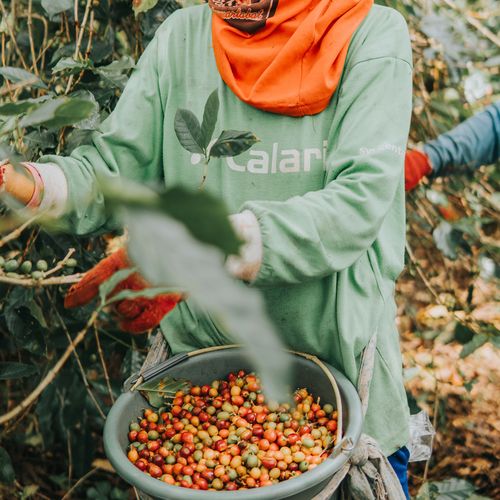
[104,347,363,500]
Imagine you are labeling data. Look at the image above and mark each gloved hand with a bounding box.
[405,150,432,191]
[64,248,182,334]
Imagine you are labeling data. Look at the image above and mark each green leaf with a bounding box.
[0,100,39,116]
[133,0,160,15]
[174,109,204,155]
[0,447,15,484]
[460,333,488,358]
[209,130,259,158]
[200,90,219,149]
[41,0,72,17]
[454,323,475,344]
[20,97,96,129]
[95,57,135,90]
[52,57,92,75]
[0,67,47,89]
[98,268,136,305]
[0,362,38,380]
[126,210,291,403]
[426,478,476,500]
[138,376,192,408]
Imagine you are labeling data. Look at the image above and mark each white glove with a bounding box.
[226,210,263,282]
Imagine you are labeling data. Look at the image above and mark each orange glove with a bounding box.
[64,248,182,334]
[405,150,432,191]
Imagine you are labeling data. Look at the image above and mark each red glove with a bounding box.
[64,248,182,334]
[405,150,432,191]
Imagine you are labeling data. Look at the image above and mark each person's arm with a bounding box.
[5,33,166,233]
[239,54,412,285]
[424,102,500,176]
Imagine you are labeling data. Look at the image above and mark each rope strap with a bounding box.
[312,334,407,500]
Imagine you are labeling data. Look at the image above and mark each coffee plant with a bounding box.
[0,0,498,498]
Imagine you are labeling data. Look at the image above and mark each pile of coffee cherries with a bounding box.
[126,370,338,491]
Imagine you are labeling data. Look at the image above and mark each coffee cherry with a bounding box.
[36,259,48,271]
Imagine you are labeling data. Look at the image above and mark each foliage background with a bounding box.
[0,0,498,498]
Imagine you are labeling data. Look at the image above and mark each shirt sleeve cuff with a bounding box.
[226,210,263,282]
[29,162,68,217]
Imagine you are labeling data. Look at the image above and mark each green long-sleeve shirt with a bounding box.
[41,4,413,455]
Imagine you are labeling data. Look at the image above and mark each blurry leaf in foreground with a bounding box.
[126,210,291,402]
[101,180,241,256]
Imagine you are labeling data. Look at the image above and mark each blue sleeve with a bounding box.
[423,101,500,176]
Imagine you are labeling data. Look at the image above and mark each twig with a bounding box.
[61,467,99,500]
[0,309,100,426]
[65,0,93,95]
[44,247,76,278]
[405,242,441,303]
[94,325,115,404]
[27,0,38,75]
[0,273,81,287]
[52,302,106,419]
[0,213,40,248]
[0,0,29,70]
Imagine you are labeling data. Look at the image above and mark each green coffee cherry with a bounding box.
[64,258,78,268]
[0,256,5,267]
[36,260,48,271]
[31,271,44,280]
[4,260,19,272]
[6,272,19,278]
[20,261,32,274]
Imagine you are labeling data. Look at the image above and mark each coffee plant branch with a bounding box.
[0,213,40,248]
[0,248,82,286]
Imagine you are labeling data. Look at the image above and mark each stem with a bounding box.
[200,158,209,190]
[0,213,40,248]
[27,0,38,75]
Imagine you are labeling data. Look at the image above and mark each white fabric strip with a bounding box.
[226,209,263,282]
[30,162,68,217]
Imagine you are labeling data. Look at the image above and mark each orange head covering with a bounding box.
[209,0,373,116]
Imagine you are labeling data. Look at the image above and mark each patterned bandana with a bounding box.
[208,0,279,34]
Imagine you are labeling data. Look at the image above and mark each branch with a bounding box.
[0,309,100,426]
[44,247,76,277]
[0,273,81,287]
[0,0,29,70]
[0,213,40,248]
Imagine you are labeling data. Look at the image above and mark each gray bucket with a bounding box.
[104,347,363,499]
